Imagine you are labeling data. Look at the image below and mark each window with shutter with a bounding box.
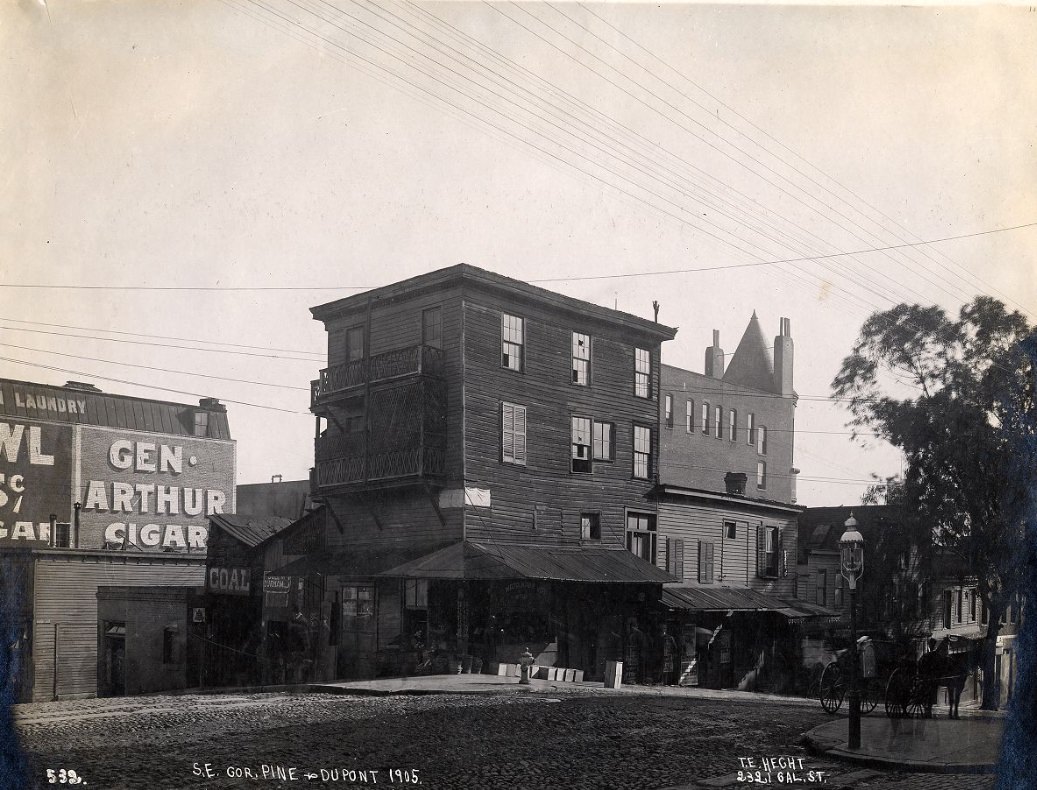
[502,402,527,465]
[673,539,685,581]
[698,541,714,583]
[756,525,767,578]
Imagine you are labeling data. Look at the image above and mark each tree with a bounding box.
[832,297,1035,709]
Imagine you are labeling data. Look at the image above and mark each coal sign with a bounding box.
[206,566,251,596]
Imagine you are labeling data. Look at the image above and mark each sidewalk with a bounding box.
[803,713,1003,773]
[307,672,820,707]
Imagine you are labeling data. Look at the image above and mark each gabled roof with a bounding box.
[723,313,775,393]
[209,513,294,548]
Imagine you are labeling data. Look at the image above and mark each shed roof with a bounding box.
[209,513,294,548]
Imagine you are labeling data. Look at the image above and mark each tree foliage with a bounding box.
[833,297,1035,708]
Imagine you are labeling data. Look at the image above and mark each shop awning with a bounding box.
[379,541,677,584]
[661,586,837,620]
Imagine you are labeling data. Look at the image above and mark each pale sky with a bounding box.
[2,1,1035,506]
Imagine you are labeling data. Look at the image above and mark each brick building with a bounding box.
[0,378,235,701]
[262,264,677,682]
[650,316,820,692]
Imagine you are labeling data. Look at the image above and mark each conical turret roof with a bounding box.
[723,312,775,392]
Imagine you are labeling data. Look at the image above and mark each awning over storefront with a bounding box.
[660,586,839,621]
[379,541,677,584]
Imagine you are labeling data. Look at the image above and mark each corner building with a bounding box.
[284,265,677,681]
[0,378,235,701]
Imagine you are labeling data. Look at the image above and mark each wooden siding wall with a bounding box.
[322,288,465,484]
[657,500,797,597]
[96,590,190,695]
[32,555,203,701]
[659,366,796,504]
[205,527,264,597]
[461,289,664,547]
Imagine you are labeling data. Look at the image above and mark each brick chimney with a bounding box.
[724,472,747,496]
[705,330,725,378]
[773,317,794,396]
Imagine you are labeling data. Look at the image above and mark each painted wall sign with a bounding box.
[207,566,251,595]
[78,426,234,552]
[0,420,73,546]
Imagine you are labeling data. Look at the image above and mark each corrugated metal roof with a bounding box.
[661,585,796,612]
[0,377,232,439]
[209,513,294,548]
[379,541,677,584]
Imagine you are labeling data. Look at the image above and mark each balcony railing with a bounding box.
[314,437,446,489]
[311,344,444,408]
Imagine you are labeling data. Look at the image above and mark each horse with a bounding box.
[916,636,980,719]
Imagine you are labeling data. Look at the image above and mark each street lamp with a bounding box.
[839,513,865,750]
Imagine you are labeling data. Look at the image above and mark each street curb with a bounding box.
[801,729,997,775]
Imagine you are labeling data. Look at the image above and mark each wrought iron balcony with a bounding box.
[314,434,446,490]
[311,344,444,408]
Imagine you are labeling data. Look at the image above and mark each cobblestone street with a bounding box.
[12,691,997,790]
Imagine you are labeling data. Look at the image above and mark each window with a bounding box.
[572,416,592,473]
[633,425,652,479]
[581,512,601,541]
[835,574,845,607]
[346,326,365,362]
[52,522,71,548]
[725,521,737,540]
[666,537,685,581]
[343,585,374,618]
[405,579,428,609]
[625,512,657,562]
[193,410,209,437]
[957,589,964,624]
[685,400,694,432]
[634,347,651,398]
[944,589,953,628]
[701,402,710,434]
[697,541,715,583]
[422,307,442,349]
[592,421,614,461]
[572,332,590,385]
[714,405,722,439]
[969,590,976,622]
[757,426,767,455]
[758,525,781,578]
[747,413,755,446]
[757,461,767,490]
[502,402,527,465]
[501,313,524,371]
[816,569,828,606]
[664,395,673,428]
[729,409,737,442]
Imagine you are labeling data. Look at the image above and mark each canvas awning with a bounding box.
[379,541,677,584]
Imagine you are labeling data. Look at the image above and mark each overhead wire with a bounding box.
[575,1,1034,318]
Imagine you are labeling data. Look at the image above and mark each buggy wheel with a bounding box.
[905,676,930,719]
[885,668,911,718]
[860,679,879,714]
[819,664,845,714]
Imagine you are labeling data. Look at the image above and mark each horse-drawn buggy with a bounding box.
[818,634,982,719]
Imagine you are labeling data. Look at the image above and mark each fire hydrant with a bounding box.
[519,648,534,685]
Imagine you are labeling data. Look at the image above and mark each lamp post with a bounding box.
[839,513,865,750]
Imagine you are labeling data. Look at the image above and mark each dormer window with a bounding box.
[193,410,209,437]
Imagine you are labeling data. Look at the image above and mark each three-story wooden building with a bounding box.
[270,265,677,681]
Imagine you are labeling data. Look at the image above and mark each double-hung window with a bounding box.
[701,402,710,434]
[758,525,781,578]
[502,402,527,465]
[728,409,737,442]
[501,313,524,371]
[346,326,365,362]
[422,307,442,349]
[686,399,694,432]
[633,425,652,479]
[757,426,767,455]
[572,332,590,385]
[664,395,673,428]
[625,512,657,562]
[634,348,651,398]
[714,405,723,439]
[592,421,614,461]
[747,413,755,446]
[581,512,601,541]
[757,461,767,490]
[571,416,593,473]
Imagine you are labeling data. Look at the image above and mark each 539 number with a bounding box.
[46,768,84,785]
